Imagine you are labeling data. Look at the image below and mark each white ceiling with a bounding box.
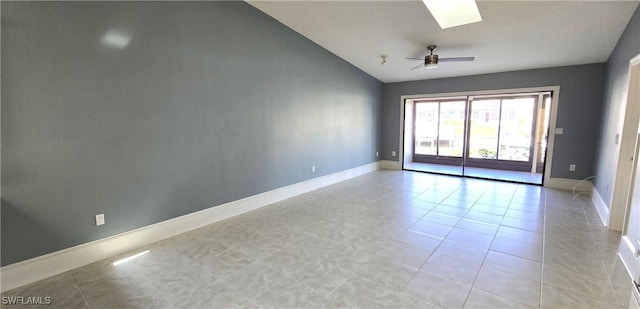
[248,1,639,83]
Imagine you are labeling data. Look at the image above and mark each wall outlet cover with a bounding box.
[96,214,105,226]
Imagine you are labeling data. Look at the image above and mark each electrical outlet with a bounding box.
[311,165,316,172]
[569,164,576,172]
[96,214,105,226]
[391,151,396,157]
[376,151,379,157]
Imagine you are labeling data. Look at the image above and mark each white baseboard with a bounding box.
[544,177,593,191]
[0,161,381,292]
[380,160,402,170]
[591,186,611,228]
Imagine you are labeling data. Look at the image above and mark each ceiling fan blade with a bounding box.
[411,63,425,70]
[439,57,475,62]
[405,57,425,60]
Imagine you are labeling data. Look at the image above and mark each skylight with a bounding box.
[422,0,482,29]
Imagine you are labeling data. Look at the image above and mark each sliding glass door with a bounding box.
[412,100,466,175]
[465,96,537,171]
[407,92,548,184]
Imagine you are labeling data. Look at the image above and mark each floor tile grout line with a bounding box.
[538,188,548,309]
[70,272,93,309]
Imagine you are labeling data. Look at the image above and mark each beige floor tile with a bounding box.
[474,267,540,307]
[173,280,250,308]
[233,236,298,260]
[421,251,482,284]
[253,278,327,308]
[172,234,231,261]
[504,209,545,221]
[324,276,435,309]
[290,258,355,293]
[500,216,544,233]
[79,275,169,308]
[456,219,500,236]
[470,204,509,216]
[220,262,287,299]
[147,262,217,302]
[410,220,455,238]
[355,256,419,290]
[432,204,471,217]
[543,246,609,279]
[198,248,256,277]
[436,239,489,266]
[540,284,615,309]
[463,211,504,225]
[404,270,472,308]
[482,250,542,282]
[495,226,543,244]
[612,282,632,308]
[464,288,534,308]
[421,212,462,227]
[395,229,443,250]
[446,227,495,248]
[490,235,543,262]
[542,264,618,304]
[373,239,432,268]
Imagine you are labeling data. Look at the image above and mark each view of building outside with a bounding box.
[414,101,466,156]
[414,97,535,162]
[497,98,535,161]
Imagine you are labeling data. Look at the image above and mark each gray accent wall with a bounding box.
[1,2,382,266]
[594,6,640,204]
[382,64,606,180]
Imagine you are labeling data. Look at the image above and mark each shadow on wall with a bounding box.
[1,199,67,265]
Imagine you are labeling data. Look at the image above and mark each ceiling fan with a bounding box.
[406,45,475,70]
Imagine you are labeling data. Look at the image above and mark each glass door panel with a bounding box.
[414,102,439,155]
[468,99,500,159]
[438,101,466,157]
[498,98,535,161]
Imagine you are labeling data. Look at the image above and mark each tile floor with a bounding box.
[1,170,631,308]
[404,162,543,184]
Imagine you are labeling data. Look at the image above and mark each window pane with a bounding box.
[438,101,466,157]
[468,99,500,159]
[415,102,438,155]
[498,98,534,161]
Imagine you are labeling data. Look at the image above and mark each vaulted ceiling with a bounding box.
[248,1,639,83]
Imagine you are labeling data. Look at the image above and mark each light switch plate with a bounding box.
[555,128,564,135]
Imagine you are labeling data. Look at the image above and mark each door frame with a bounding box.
[399,86,561,186]
[619,132,640,282]
[610,53,640,232]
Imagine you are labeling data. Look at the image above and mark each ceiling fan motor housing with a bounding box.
[425,54,439,65]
